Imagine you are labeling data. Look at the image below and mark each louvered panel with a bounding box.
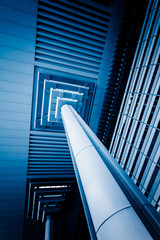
[37,18,106,42]
[39,0,110,26]
[35,0,110,80]
[23,218,45,240]
[36,42,101,61]
[39,4,109,31]
[28,131,74,177]
[38,11,107,36]
[36,40,102,58]
[29,146,69,150]
[36,49,99,67]
[36,34,103,58]
[36,30,103,54]
[35,53,100,73]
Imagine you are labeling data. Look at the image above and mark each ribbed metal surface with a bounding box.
[0,1,38,239]
[23,218,45,240]
[97,0,148,149]
[28,131,74,177]
[35,0,110,80]
[23,213,73,240]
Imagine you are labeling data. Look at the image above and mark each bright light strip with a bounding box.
[38,185,68,189]
[43,194,62,198]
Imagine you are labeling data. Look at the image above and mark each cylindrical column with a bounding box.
[61,104,152,240]
[44,215,54,240]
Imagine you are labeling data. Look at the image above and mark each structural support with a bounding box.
[44,215,54,240]
[61,104,153,240]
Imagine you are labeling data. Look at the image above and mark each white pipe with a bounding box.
[61,104,152,240]
[45,215,54,240]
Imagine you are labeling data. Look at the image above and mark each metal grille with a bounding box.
[23,218,45,240]
[28,131,74,177]
[35,0,110,80]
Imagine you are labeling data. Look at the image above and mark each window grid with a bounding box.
[111,150,160,212]
[109,0,160,212]
[112,130,160,168]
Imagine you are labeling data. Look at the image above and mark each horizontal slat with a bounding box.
[36,28,104,51]
[38,20,105,44]
[30,136,67,140]
[0,91,32,105]
[0,101,31,113]
[29,148,69,152]
[38,18,106,42]
[35,55,99,74]
[29,153,71,156]
[27,171,74,175]
[38,11,108,36]
[0,32,35,53]
[0,111,31,122]
[0,145,29,154]
[28,166,73,169]
[57,0,110,20]
[36,42,101,62]
[28,131,73,177]
[0,128,30,138]
[35,61,98,79]
[30,130,66,137]
[28,157,71,161]
[35,0,110,83]
[36,36,102,58]
[39,0,110,25]
[0,4,37,28]
[0,0,38,15]
[0,137,29,146]
[29,144,68,148]
[36,49,100,67]
[0,45,35,64]
[0,58,34,74]
[0,120,30,130]
[39,4,108,31]
[0,18,36,41]
[0,80,32,94]
[28,161,72,165]
[0,69,34,85]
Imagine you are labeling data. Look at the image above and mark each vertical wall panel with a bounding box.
[0,0,38,239]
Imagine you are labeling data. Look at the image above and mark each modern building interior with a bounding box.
[0,0,159,239]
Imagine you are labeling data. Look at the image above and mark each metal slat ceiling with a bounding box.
[28,131,74,177]
[35,0,111,80]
